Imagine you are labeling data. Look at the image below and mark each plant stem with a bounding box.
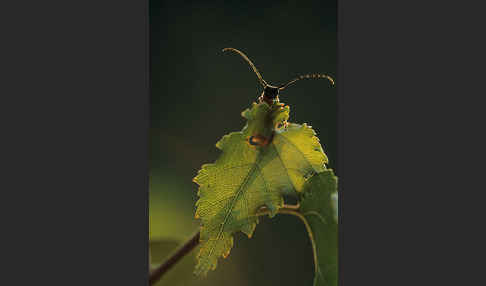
[149,204,300,285]
[149,230,200,285]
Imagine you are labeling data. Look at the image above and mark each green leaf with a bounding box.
[299,170,338,286]
[193,101,328,276]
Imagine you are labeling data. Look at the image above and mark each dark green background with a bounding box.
[150,1,337,285]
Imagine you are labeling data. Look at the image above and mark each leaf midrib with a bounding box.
[206,154,262,259]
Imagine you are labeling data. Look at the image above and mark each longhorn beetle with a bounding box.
[222,47,334,105]
[222,48,335,147]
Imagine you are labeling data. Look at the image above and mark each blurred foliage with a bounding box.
[150,0,337,285]
[300,170,338,286]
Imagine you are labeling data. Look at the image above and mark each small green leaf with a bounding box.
[193,101,328,276]
[299,170,338,286]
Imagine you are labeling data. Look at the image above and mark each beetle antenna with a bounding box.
[278,74,334,91]
[222,48,267,87]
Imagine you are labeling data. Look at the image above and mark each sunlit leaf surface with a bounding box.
[193,101,328,276]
